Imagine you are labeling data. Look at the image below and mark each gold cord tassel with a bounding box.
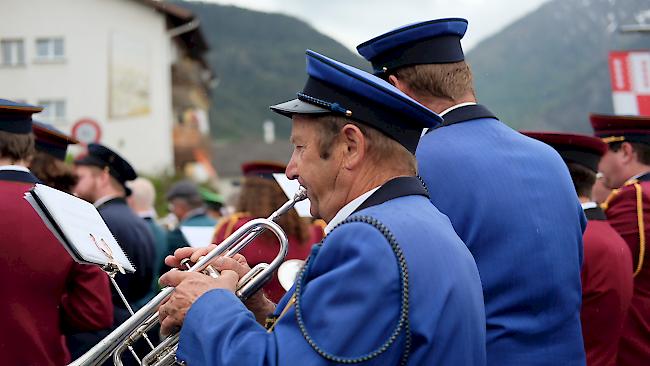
[633,182,646,277]
[266,294,296,333]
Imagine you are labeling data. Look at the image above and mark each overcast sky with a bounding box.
[196,0,551,51]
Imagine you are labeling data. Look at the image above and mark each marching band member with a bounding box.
[30,120,78,192]
[0,100,113,365]
[591,114,650,366]
[158,50,487,365]
[71,144,155,361]
[358,19,587,365]
[523,131,633,366]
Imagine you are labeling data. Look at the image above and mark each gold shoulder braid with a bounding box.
[631,180,646,277]
[603,179,646,277]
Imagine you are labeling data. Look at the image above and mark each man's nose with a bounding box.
[286,156,298,180]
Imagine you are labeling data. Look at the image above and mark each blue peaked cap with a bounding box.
[0,99,43,134]
[357,18,468,75]
[75,143,137,195]
[270,50,442,153]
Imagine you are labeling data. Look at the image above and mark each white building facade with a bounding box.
[0,0,193,174]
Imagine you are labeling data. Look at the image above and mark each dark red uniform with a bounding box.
[0,169,113,365]
[603,174,650,366]
[581,206,633,366]
[213,213,323,303]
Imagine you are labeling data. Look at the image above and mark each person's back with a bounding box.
[582,218,633,365]
[0,100,113,365]
[521,131,633,366]
[0,178,113,365]
[99,198,155,310]
[590,114,650,365]
[354,191,486,365]
[419,120,585,363]
[253,184,486,365]
[358,19,585,364]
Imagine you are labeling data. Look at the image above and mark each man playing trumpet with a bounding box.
[158,50,486,365]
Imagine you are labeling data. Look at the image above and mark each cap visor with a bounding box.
[270,99,330,118]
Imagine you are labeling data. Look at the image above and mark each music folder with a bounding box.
[24,183,135,274]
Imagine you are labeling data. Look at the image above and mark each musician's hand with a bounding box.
[164,245,217,269]
[164,246,251,275]
[162,248,275,326]
[212,256,277,324]
[158,269,238,336]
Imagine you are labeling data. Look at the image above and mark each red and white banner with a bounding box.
[608,51,650,116]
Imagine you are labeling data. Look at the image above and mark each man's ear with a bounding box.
[621,142,636,164]
[340,124,366,170]
[388,74,417,99]
[98,167,113,186]
[389,74,410,91]
[388,74,399,87]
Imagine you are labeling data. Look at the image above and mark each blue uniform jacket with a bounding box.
[176,176,486,365]
[132,217,169,309]
[144,216,168,279]
[417,105,586,365]
[98,198,155,315]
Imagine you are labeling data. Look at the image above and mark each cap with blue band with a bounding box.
[357,18,468,75]
[270,50,442,154]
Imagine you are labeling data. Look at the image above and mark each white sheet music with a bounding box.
[273,173,312,217]
[180,226,216,248]
[25,183,135,273]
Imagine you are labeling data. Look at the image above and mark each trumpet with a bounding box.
[70,188,308,366]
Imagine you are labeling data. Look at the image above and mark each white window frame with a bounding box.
[34,37,65,62]
[35,99,67,124]
[1,39,26,66]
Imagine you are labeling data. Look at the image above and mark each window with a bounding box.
[35,100,66,123]
[1,39,25,66]
[35,38,64,61]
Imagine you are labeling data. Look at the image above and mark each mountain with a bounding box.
[175,0,649,139]
[171,1,368,140]
[468,0,650,133]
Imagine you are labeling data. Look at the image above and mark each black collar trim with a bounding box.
[353,176,428,214]
[0,170,40,184]
[584,206,607,221]
[427,104,497,134]
[635,172,650,183]
[96,197,127,210]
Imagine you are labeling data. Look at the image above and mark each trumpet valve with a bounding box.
[203,265,220,279]
[180,258,192,270]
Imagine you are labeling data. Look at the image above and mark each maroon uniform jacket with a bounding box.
[0,169,113,365]
[213,213,323,303]
[581,206,633,366]
[603,173,650,366]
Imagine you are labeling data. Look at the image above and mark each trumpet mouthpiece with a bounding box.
[294,187,308,202]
